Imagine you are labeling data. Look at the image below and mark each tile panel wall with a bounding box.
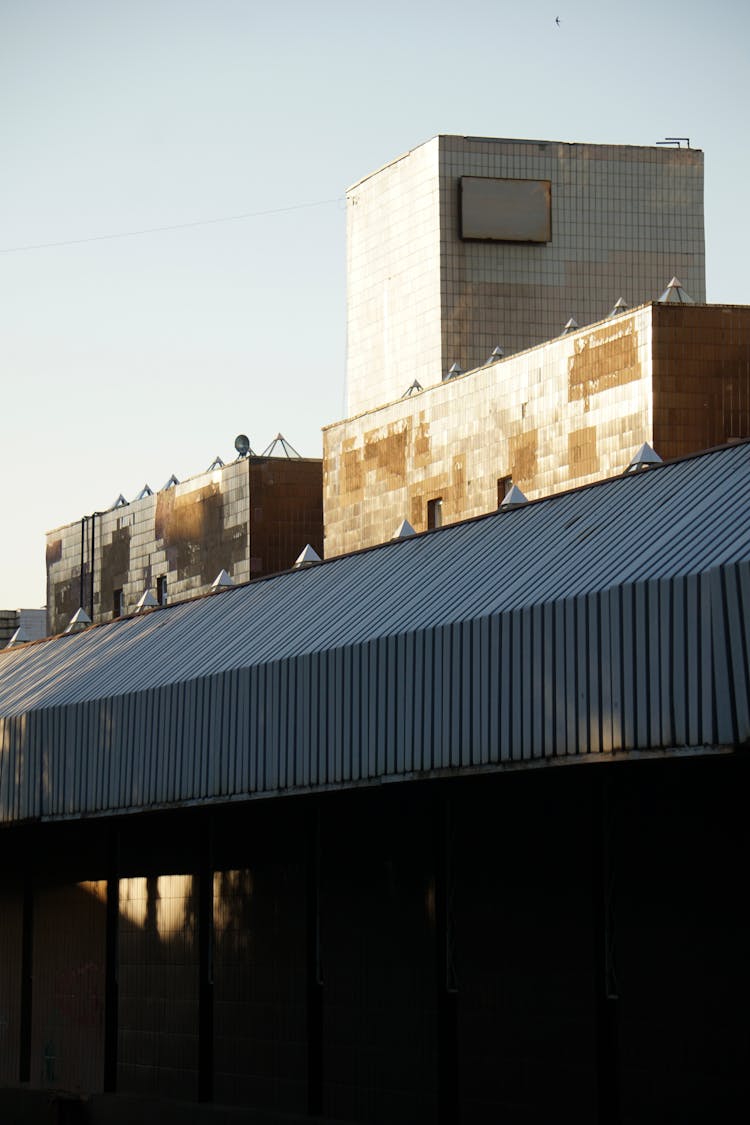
[326,305,654,556]
[346,135,705,415]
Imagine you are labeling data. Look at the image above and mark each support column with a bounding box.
[435,796,459,1124]
[594,774,620,1125]
[103,826,120,1092]
[198,815,214,1103]
[18,871,33,1084]
[306,802,323,1116]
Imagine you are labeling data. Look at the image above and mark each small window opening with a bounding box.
[113,589,124,618]
[156,576,168,606]
[497,476,513,507]
[427,498,443,529]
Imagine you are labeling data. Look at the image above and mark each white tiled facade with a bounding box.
[346,136,705,415]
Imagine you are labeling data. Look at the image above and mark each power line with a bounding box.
[0,196,342,254]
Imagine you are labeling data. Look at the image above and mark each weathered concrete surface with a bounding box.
[325,303,750,557]
[46,458,323,635]
[326,307,653,555]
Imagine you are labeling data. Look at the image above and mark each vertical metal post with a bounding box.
[435,796,459,1124]
[198,815,214,1103]
[19,871,33,1083]
[79,517,86,611]
[89,512,96,621]
[306,802,323,1116]
[104,826,120,1091]
[247,457,253,579]
[594,774,620,1125]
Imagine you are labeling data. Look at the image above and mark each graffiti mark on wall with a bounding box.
[54,961,105,1028]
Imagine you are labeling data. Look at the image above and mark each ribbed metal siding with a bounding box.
[1,561,748,823]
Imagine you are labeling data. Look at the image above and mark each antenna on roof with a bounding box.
[656,137,690,148]
[261,433,301,458]
[111,494,129,509]
[401,380,423,398]
[443,362,462,381]
[234,434,252,458]
[135,484,153,500]
[561,318,579,336]
[609,297,629,318]
[207,455,225,471]
[484,346,505,365]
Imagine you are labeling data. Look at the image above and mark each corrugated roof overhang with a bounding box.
[1,443,748,824]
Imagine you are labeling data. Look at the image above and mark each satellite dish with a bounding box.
[234,434,250,458]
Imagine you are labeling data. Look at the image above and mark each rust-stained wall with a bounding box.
[327,301,750,557]
[325,306,654,556]
[652,304,750,459]
[153,481,248,587]
[249,459,324,577]
[46,457,323,634]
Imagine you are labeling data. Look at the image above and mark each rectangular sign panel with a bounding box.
[460,177,551,242]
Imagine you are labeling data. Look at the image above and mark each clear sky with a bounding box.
[2,0,749,609]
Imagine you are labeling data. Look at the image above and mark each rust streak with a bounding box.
[568,322,640,410]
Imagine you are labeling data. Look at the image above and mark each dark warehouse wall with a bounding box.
[0,754,748,1125]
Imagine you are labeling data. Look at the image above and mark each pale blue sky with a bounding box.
[2,0,749,608]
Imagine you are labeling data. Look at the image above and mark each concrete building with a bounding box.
[346,136,705,415]
[325,301,750,556]
[46,449,323,636]
[0,609,46,648]
[1,442,749,1124]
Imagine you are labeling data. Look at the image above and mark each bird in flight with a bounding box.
[555,16,561,26]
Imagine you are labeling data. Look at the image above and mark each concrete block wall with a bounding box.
[118,875,199,1100]
[0,612,19,648]
[30,881,106,1092]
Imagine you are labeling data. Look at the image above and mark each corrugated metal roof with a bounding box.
[1,442,748,823]
[3,442,748,715]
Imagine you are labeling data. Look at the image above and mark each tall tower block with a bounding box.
[345,135,705,414]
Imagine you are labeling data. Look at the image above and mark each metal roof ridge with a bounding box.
[15,443,749,664]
